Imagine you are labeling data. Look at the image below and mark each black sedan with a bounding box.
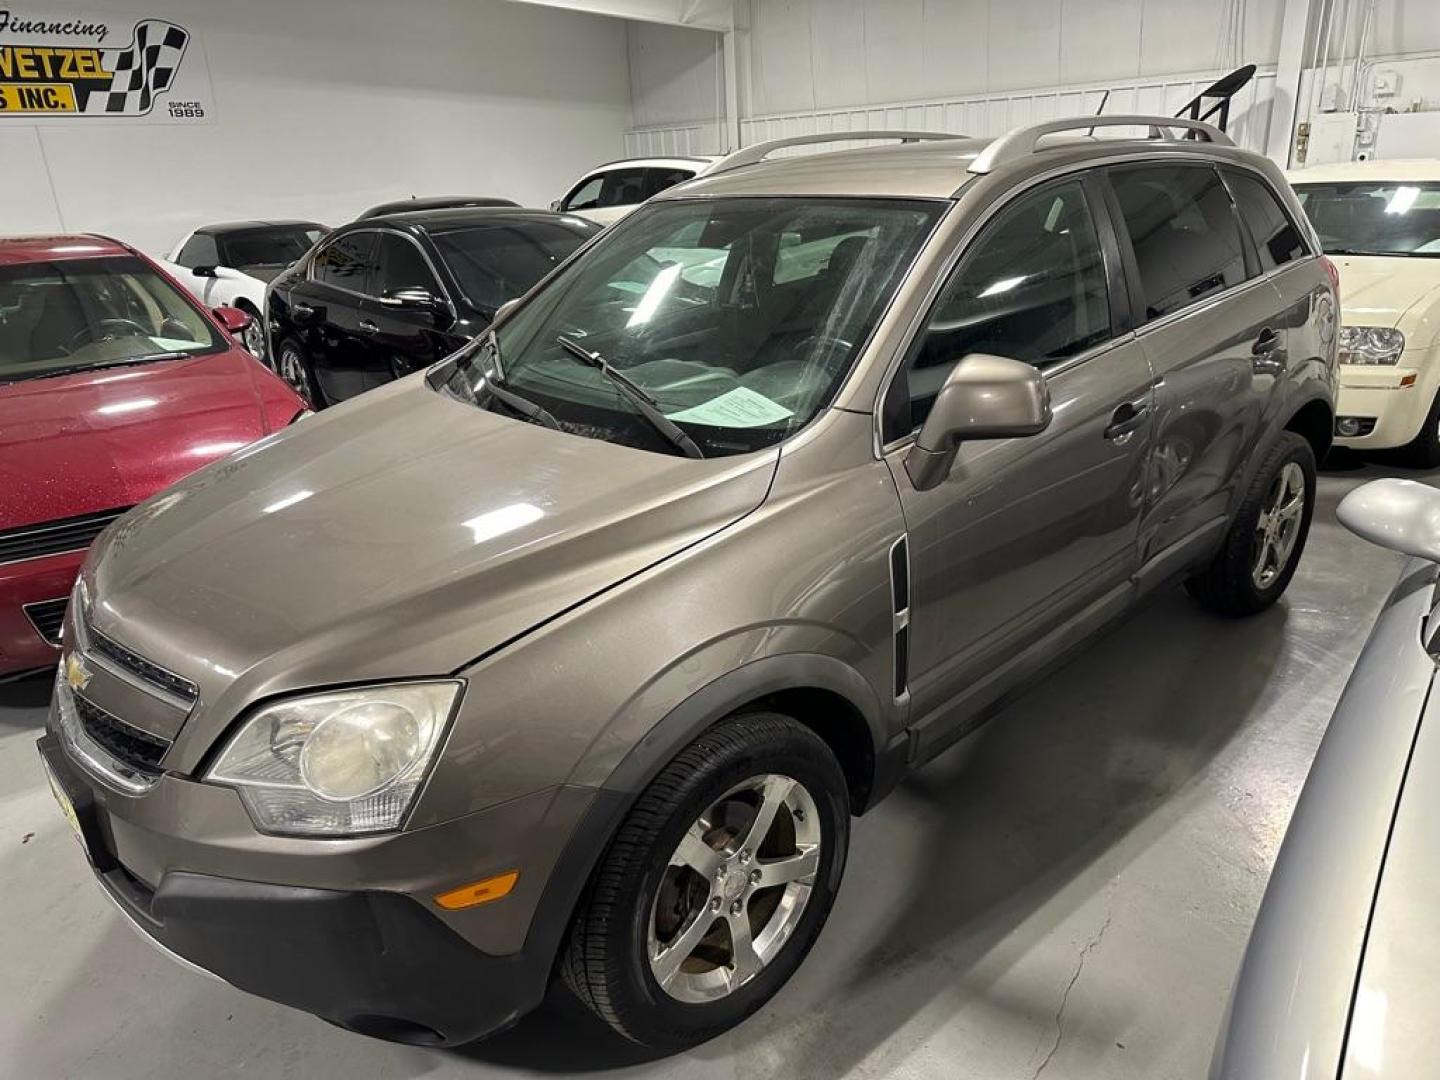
[265,207,599,407]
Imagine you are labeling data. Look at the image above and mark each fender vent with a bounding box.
[890,535,910,699]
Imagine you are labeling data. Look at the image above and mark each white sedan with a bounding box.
[1289,161,1440,464]
[160,220,328,359]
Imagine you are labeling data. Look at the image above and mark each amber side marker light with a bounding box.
[435,871,519,910]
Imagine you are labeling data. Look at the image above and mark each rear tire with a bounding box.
[1185,431,1316,616]
[562,713,849,1050]
[1401,390,1440,469]
[275,337,321,407]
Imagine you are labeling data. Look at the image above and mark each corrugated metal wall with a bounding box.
[625,67,1277,156]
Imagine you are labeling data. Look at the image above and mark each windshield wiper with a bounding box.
[3,353,191,384]
[554,334,704,459]
[463,329,561,431]
[121,350,199,364]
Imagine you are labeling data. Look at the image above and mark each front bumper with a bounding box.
[1333,360,1434,450]
[37,728,596,1045]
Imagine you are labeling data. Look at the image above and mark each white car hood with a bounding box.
[1334,254,1440,347]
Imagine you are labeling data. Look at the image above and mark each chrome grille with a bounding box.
[73,692,170,773]
[53,675,164,794]
[87,623,199,707]
[0,507,129,566]
[23,597,68,645]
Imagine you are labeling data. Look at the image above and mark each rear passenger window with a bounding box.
[1109,165,1248,320]
[1224,170,1310,271]
[889,179,1111,436]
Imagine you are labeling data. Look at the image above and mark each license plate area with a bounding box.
[37,736,116,871]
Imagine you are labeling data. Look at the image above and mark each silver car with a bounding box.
[40,116,1336,1051]
[1213,477,1440,1079]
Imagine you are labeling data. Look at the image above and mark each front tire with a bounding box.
[1402,390,1440,469]
[562,713,849,1050]
[1185,431,1316,616]
[237,303,267,361]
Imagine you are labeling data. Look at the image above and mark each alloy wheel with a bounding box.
[278,345,308,399]
[242,318,266,361]
[647,773,821,1004]
[1252,461,1305,589]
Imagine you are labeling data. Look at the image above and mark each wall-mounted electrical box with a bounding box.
[1305,111,1360,165]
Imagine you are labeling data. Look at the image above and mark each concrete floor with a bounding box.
[0,457,1429,1080]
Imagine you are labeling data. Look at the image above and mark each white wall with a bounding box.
[1367,0,1440,57]
[624,0,1440,162]
[628,21,722,127]
[741,0,1285,116]
[624,0,1289,153]
[0,0,632,255]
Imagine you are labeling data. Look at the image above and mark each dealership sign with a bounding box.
[0,9,213,120]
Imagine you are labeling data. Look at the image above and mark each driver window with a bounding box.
[599,169,650,208]
[312,232,376,291]
[886,179,1112,439]
[563,176,604,211]
[177,232,219,268]
[373,234,441,299]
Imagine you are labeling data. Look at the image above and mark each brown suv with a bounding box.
[39,116,1336,1051]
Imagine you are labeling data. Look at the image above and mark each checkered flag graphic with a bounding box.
[82,20,189,115]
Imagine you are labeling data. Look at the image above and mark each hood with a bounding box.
[88,376,777,742]
[0,349,273,530]
[1334,255,1440,346]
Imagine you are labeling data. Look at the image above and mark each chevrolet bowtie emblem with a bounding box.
[64,652,92,693]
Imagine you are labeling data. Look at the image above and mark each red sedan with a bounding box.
[1,235,307,678]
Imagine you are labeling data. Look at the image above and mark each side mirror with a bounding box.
[494,297,520,324]
[192,265,219,278]
[904,353,1052,492]
[212,305,252,336]
[550,200,563,212]
[1337,479,1440,561]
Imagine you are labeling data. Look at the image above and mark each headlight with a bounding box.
[1339,326,1405,365]
[206,681,463,836]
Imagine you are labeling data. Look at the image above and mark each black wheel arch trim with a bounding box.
[518,653,896,1000]
[1227,390,1330,521]
[597,653,888,807]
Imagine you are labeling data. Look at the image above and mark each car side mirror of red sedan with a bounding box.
[213,306,252,337]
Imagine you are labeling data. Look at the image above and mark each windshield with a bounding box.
[1294,182,1440,257]
[0,255,224,381]
[221,226,327,269]
[432,221,597,311]
[442,197,942,457]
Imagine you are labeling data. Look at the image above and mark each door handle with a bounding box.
[1104,399,1149,442]
[1252,328,1281,355]
[359,320,379,334]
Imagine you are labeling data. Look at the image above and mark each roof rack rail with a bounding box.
[967,114,1234,175]
[708,130,962,177]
